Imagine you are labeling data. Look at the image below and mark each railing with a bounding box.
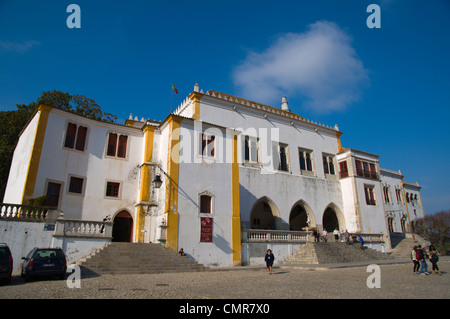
[0,203,52,222]
[242,229,385,244]
[242,229,312,243]
[356,169,379,180]
[54,219,113,239]
[351,233,385,243]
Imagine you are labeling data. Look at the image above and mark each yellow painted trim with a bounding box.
[401,179,414,238]
[165,116,182,251]
[336,131,344,152]
[189,92,203,120]
[136,125,156,242]
[231,134,241,265]
[22,105,51,204]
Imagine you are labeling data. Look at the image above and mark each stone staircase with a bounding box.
[76,242,208,275]
[283,242,392,264]
[389,233,430,259]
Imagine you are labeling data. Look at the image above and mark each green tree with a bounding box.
[0,90,117,201]
[414,210,450,254]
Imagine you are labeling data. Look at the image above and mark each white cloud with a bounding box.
[232,21,368,113]
[0,40,40,53]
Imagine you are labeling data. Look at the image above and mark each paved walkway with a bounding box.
[1,257,448,301]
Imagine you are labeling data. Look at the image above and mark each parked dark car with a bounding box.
[21,247,67,281]
[0,243,13,285]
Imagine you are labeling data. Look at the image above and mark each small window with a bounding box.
[68,176,84,194]
[364,185,376,206]
[356,160,363,177]
[107,133,118,156]
[395,188,403,204]
[200,133,215,157]
[117,135,128,158]
[273,143,290,172]
[298,148,313,175]
[383,185,391,204]
[64,123,77,148]
[106,182,120,198]
[243,135,259,164]
[339,161,348,178]
[64,122,87,151]
[355,159,377,179]
[46,182,62,208]
[200,195,212,214]
[323,154,335,175]
[107,133,128,158]
[75,126,87,151]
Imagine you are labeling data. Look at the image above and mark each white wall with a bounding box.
[3,113,39,203]
[31,109,144,222]
[176,120,235,266]
[199,96,345,231]
[0,221,54,275]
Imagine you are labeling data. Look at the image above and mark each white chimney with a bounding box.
[281,96,290,111]
[194,83,199,92]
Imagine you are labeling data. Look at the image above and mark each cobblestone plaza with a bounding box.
[1,259,448,300]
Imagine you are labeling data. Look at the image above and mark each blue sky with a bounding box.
[1,0,449,215]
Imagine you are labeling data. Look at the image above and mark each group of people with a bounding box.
[411,245,441,275]
[312,228,365,249]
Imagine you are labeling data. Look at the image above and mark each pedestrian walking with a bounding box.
[264,249,275,275]
[429,245,441,275]
[411,246,420,274]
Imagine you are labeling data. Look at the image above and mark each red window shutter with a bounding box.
[107,133,117,156]
[117,135,128,158]
[64,123,77,148]
[75,126,87,151]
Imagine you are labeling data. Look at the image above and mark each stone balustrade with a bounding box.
[242,229,312,243]
[242,229,386,244]
[54,219,113,239]
[0,203,53,222]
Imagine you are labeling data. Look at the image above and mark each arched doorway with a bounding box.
[250,197,280,230]
[289,201,315,231]
[322,207,340,233]
[112,210,133,242]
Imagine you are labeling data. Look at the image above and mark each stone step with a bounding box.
[284,242,392,264]
[77,242,208,274]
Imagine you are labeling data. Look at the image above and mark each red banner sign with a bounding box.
[200,217,213,242]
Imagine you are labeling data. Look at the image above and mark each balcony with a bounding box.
[356,168,379,180]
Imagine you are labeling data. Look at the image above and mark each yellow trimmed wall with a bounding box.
[189,91,203,120]
[22,105,51,204]
[165,116,182,251]
[231,134,241,265]
[136,125,155,243]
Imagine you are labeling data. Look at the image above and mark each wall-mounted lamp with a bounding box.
[153,175,163,188]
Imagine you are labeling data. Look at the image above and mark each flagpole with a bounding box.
[170,85,173,113]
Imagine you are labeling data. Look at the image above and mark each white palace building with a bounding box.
[2,84,425,267]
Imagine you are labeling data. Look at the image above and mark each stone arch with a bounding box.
[322,203,345,232]
[249,196,282,230]
[112,210,134,242]
[289,200,316,231]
